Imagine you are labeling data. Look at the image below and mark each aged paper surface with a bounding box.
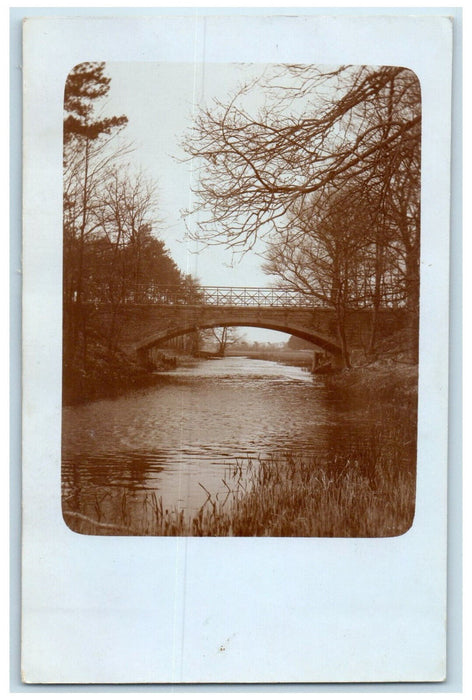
[22,13,452,683]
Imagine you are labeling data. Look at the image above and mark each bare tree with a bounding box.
[63,62,129,367]
[183,64,419,246]
[204,326,244,356]
[89,167,159,352]
[263,188,375,367]
[182,64,421,361]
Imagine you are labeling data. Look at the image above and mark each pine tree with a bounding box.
[63,62,128,368]
[64,62,127,143]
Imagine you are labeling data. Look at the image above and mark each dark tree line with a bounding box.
[182,65,421,366]
[63,63,191,372]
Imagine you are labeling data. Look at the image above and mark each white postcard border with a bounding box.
[22,13,452,683]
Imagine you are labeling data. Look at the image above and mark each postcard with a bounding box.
[22,12,453,683]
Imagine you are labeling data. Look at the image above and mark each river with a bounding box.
[62,355,386,534]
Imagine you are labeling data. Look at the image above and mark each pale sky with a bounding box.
[103,62,269,285]
[101,61,287,342]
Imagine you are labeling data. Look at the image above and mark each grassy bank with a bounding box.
[64,362,417,537]
[62,344,197,405]
[322,361,418,407]
[64,448,415,537]
[193,446,415,537]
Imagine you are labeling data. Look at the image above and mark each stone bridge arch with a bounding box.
[134,319,344,367]
[93,288,406,369]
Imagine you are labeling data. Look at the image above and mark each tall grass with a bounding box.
[64,440,415,538]
[63,365,417,537]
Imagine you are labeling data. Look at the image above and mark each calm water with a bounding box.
[62,356,378,532]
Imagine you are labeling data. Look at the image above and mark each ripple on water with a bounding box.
[62,356,361,522]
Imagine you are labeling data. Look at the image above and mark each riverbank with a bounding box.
[232,348,314,370]
[62,345,196,405]
[235,343,417,377]
[230,363,418,536]
[64,331,416,405]
[64,361,417,537]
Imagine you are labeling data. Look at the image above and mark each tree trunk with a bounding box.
[74,137,90,370]
[405,247,420,363]
[336,302,351,368]
[368,240,384,356]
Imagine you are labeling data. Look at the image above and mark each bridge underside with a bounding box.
[134,320,344,365]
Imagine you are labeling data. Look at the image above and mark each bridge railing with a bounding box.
[84,284,407,309]
[127,285,322,307]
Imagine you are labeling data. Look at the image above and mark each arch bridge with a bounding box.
[94,285,407,368]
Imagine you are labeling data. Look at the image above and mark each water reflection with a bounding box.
[62,356,411,534]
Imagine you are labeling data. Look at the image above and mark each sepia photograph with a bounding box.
[62,61,420,537]
[20,12,455,684]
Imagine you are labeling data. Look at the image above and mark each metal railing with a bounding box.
[125,285,321,307]
[98,284,406,309]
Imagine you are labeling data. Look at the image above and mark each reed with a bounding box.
[64,439,415,538]
[63,365,417,537]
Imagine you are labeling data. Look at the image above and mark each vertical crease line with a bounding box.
[171,10,203,685]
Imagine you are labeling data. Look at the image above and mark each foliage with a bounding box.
[64,62,128,143]
[63,62,193,383]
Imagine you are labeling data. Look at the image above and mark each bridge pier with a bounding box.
[136,347,150,368]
